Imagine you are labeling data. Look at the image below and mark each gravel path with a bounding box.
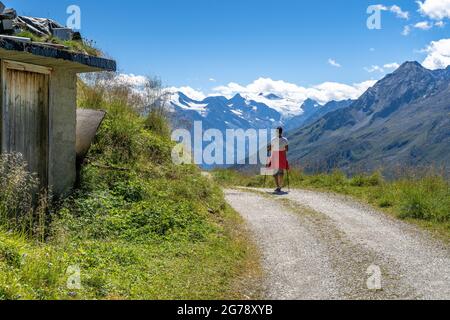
[224,188,450,300]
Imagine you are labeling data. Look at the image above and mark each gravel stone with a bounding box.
[225,188,450,300]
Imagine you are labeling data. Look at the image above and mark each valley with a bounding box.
[170,62,450,174]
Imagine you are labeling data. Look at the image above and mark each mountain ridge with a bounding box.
[169,61,450,173]
[287,61,450,173]
[169,90,356,133]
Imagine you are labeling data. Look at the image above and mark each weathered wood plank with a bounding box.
[4,67,49,188]
[4,60,52,75]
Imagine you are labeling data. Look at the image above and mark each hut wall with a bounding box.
[48,67,77,196]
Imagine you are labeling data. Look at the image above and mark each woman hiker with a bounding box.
[267,127,289,193]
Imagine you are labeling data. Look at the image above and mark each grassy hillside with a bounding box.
[0,75,261,300]
[213,168,450,240]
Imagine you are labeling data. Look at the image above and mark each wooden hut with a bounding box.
[0,37,116,196]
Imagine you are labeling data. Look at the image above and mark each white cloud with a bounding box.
[115,74,209,101]
[414,21,433,29]
[377,4,410,19]
[112,74,151,95]
[418,0,450,20]
[211,78,376,107]
[115,74,148,87]
[209,78,217,82]
[402,25,411,36]
[435,21,446,27]
[125,75,378,115]
[168,86,206,101]
[421,38,450,69]
[390,5,410,19]
[354,80,379,92]
[384,62,400,69]
[310,81,376,103]
[328,58,342,68]
[364,65,385,73]
[364,62,400,73]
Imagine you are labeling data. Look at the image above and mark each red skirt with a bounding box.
[268,151,289,170]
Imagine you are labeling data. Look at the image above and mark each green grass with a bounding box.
[15,31,101,56]
[15,31,43,42]
[213,168,450,240]
[0,80,261,300]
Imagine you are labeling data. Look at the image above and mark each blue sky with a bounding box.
[7,0,450,100]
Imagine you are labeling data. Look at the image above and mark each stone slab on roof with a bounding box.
[0,37,116,72]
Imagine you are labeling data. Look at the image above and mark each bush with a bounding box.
[0,153,52,240]
[91,100,142,164]
[377,195,394,208]
[311,170,347,188]
[79,75,174,168]
[0,242,22,268]
[398,176,450,222]
[350,171,383,187]
[400,187,430,220]
[140,130,173,165]
[106,199,208,241]
[0,153,38,232]
[145,110,170,138]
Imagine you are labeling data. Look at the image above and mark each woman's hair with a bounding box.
[277,127,283,136]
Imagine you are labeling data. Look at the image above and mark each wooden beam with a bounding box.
[3,60,52,75]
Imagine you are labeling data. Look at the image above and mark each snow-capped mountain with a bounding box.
[169,90,354,133]
[169,92,284,132]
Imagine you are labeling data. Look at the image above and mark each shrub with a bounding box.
[350,171,383,187]
[367,171,384,186]
[0,242,22,268]
[398,176,449,222]
[399,187,430,220]
[140,130,173,165]
[97,101,142,162]
[0,153,52,240]
[0,153,37,232]
[111,175,145,203]
[145,109,171,138]
[79,73,174,168]
[377,195,394,208]
[317,170,347,188]
[106,199,207,241]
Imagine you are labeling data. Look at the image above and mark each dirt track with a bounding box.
[224,188,450,300]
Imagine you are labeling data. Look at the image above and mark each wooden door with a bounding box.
[1,61,50,188]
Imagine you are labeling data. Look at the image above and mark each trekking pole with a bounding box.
[263,150,270,188]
